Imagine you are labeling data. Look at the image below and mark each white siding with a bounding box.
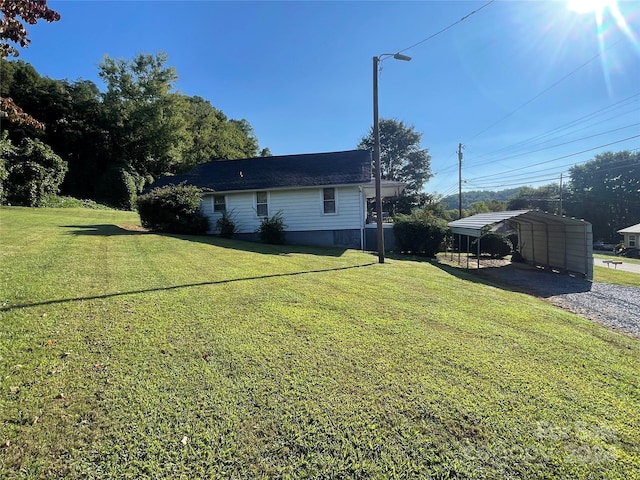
[201,186,363,234]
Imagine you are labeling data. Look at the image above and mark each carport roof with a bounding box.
[448,210,588,237]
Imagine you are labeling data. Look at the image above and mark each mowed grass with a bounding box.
[594,266,639,287]
[1,207,639,479]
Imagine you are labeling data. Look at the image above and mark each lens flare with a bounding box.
[567,1,638,94]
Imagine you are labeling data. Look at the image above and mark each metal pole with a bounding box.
[466,235,470,269]
[559,173,563,215]
[458,143,464,219]
[373,56,384,263]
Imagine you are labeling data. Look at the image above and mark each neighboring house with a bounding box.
[618,223,640,249]
[148,150,405,249]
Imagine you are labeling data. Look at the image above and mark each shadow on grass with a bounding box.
[385,251,592,297]
[0,263,375,313]
[430,258,593,297]
[62,224,349,257]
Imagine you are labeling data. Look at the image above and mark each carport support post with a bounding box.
[458,234,461,264]
[477,236,481,269]
[466,235,470,269]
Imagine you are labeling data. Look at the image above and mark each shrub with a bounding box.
[40,194,111,210]
[137,183,209,235]
[257,211,286,244]
[473,233,512,258]
[392,212,448,256]
[216,210,237,238]
[0,133,11,204]
[4,137,67,207]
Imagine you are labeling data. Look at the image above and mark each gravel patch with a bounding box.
[471,263,640,339]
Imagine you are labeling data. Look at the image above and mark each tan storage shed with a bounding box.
[449,210,593,280]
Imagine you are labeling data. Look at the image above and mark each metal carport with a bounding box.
[448,210,593,280]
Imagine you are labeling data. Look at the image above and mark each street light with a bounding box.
[373,52,411,263]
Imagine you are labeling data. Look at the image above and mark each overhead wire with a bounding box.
[465,153,640,189]
[432,93,640,178]
[395,0,495,56]
[466,92,640,162]
[463,122,640,171]
[467,134,640,181]
[464,37,627,143]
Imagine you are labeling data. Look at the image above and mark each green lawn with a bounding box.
[594,266,639,287]
[1,207,639,479]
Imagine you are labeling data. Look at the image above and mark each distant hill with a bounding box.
[439,188,521,210]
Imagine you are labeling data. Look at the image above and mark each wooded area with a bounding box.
[0,54,266,209]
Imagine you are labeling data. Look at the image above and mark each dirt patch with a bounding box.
[117,224,150,233]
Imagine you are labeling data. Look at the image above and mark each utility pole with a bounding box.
[458,143,464,219]
[559,173,563,215]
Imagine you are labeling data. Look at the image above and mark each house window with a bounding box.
[630,235,637,247]
[256,191,268,217]
[323,188,336,214]
[213,195,226,213]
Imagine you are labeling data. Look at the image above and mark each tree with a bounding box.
[506,184,561,213]
[99,52,188,180]
[178,96,261,171]
[568,150,640,242]
[4,136,67,206]
[358,119,432,194]
[0,0,60,128]
[1,58,112,200]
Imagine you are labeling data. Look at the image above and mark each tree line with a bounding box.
[0,53,269,209]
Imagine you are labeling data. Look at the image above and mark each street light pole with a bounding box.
[373,55,383,263]
[372,53,411,264]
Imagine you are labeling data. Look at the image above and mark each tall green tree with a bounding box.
[358,119,432,194]
[99,52,188,180]
[178,96,260,171]
[568,150,640,242]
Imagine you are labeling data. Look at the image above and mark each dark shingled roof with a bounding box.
[149,150,372,193]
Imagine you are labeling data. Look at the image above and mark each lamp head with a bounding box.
[393,53,412,62]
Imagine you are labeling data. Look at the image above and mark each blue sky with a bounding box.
[16,0,640,198]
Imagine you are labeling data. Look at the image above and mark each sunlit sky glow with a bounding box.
[13,1,640,198]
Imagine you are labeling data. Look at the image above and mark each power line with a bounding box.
[395,0,495,56]
[465,37,626,143]
[467,134,640,181]
[432,94,640,177]
[463,122,640,172]
[466,154,640,189]
[468,93,640,162]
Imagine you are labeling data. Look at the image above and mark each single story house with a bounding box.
[618,223,640,248]
[148,150,405,249]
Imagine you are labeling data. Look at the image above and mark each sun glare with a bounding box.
[565,0,638,95]
[567,0,613,14]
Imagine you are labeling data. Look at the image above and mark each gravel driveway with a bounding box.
[472,263,640,339]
